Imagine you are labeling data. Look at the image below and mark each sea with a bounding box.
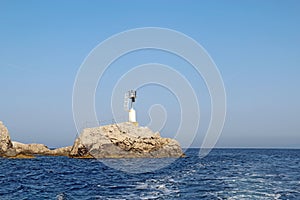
[0,149,299,199]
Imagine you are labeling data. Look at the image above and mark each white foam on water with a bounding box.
[135,183,148,190]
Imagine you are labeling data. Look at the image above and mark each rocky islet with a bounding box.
[0,121,184,159]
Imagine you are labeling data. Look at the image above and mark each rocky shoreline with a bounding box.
[0,121,184,159]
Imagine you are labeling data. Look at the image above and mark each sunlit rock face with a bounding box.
[0,121,14,156]
[70,122,184,159]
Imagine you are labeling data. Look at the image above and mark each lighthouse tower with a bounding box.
[124,90,137,124]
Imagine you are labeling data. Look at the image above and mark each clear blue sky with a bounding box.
[0,0,299,148]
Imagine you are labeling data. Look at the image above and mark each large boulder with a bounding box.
[70,122,184,158]
[0,121,15,156]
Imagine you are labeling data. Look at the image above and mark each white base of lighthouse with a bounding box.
[129,108,136,123]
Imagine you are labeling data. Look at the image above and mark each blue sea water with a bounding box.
[0,149,299,199]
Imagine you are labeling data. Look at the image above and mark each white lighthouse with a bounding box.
[129,108,136,123]
[124,90,137,124]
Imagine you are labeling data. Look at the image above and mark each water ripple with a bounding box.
[0,149,299,199]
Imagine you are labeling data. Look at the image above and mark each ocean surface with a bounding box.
[0,149,299,199]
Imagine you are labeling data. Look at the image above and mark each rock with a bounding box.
[0,120,184,159]
[12,141,51,155]
[50,146,73,156]
[3,148,18,157]
[0,121,74,158]
[69,138,93,158]
[0,121,13,156]
[71,122,184,158]
[12,142,73,157]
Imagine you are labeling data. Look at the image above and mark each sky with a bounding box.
[0,0,299,148]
